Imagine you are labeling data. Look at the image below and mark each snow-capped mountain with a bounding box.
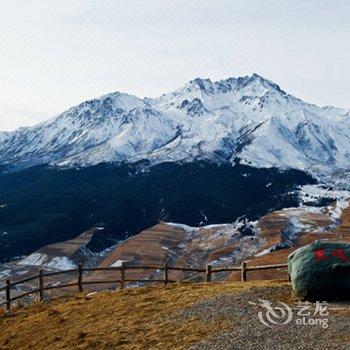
[1,74,349,182]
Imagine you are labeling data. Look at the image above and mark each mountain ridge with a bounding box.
[0,74,349,184]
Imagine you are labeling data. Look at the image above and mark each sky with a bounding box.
[0,0,349,131]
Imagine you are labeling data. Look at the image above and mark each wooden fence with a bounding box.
[0,261,288,312]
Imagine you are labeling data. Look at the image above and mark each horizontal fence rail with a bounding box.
[0,261,288,313]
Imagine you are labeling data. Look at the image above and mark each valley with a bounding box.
[1,184,349,300]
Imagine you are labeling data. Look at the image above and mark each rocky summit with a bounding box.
[1,74,349,186]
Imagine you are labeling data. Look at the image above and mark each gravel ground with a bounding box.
[173,285,350,350]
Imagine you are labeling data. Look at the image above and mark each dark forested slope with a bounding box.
[0,162,315,262]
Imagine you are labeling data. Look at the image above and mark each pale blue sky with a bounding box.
[0,0,349,131]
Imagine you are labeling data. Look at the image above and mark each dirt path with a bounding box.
[181,286,350,350]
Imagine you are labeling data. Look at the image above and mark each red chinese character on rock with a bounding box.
[314,248,327,261]
[331,248,348,262]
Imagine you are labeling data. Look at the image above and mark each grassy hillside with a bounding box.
[0,281,289,349]
[1,281,349,349]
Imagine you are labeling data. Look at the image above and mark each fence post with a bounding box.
[163,260,169,286]
[164,260,169,285]
[5,279,11,313]
[38,268,44,301]
[78,264,83,292]
[241,262,247,282]
[120,262,126,290]
[206,264,212,282]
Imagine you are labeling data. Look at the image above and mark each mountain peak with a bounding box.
[247,73,286,94]
[70,91,147,115]
[251,73,266,80]
[1,74,348,181]
[186,77,214,93]
[182,74,286,97]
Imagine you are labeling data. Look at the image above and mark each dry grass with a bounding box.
[0,281,288,350]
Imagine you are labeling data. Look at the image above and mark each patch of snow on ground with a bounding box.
[328,197,350,222]
[255,247,273,257]
[166,218,251,233]
[255,185,350,258]
[17,253,77,270]
[299,184,350,223]
[161,246,178,258]
[0,269,11,279]
[256,216,311,258]
[282,217,311,243]
[110,259,127,267]
[165,222,196,232]
[18,253,48,266]
[46,257,76,270]
[299,184,350,205]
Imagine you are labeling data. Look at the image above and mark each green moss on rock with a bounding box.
[288,241,350,300]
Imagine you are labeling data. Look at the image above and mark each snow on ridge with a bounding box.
[165,222,237,232]
[165,222,197,232]
[165,218,258,238]
[1,73,350,183]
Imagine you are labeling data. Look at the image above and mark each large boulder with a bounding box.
[288,241,350,300]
